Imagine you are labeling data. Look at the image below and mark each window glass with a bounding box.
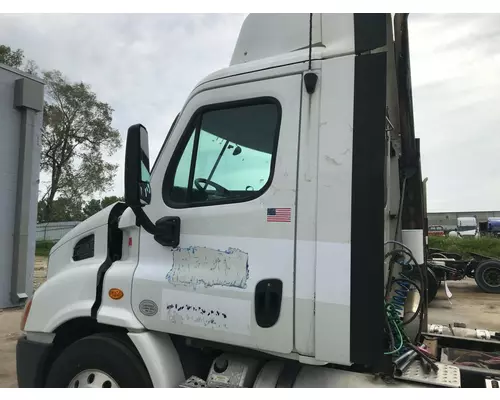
[165,101,280,206]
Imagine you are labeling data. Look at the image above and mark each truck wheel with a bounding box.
[427,267,439,304]
[474,260,500,294]
[45,333,153,388]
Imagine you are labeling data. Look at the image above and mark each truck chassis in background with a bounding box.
[427,248,500,302]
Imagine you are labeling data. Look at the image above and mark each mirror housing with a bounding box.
[125,124,152,208]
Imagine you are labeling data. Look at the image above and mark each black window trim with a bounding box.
[162,96,283,209]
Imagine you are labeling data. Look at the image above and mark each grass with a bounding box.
[35,240,55,257]
[429,236,500,259]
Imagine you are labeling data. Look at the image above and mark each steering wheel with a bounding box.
[194,178,230,196]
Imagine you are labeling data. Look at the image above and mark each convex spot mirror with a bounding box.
[125,123,151,207]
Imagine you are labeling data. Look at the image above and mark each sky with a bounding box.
[0,13,499,212]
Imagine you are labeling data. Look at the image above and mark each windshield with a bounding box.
[458,225,476,232]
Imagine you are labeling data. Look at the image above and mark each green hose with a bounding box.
[384,302,406,355]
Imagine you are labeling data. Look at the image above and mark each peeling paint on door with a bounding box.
[164,303,229,330]
[161,289,252,335]
[166,246,249,289]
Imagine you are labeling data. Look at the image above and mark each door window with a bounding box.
[164,99,281,208]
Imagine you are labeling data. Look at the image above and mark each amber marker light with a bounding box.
[108,288,124,300]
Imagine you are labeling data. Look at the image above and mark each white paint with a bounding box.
[231,14,322,66]
[313,54,355,365]
[231,14,354,66]
[97,211,144,330]
[128,331,185,388]
[166,246,248,289]
[402,229,424,264]
[161,288,252,336]
[315,242,351,306]
[48,203,115,259]
[134,72,302,355]
[295,241,316,300]
[24,264,99,333]
[294,69,321,356]
[46,222,108,280]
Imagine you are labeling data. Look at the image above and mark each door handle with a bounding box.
[154,216,181,247]
[255,279,283,328]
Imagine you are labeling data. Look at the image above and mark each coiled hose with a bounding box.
[384,244,425,356]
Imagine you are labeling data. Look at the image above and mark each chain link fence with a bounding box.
[36,221,81,243]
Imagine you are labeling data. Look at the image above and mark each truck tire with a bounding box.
[474,260,500,294]
[45,333,153,388]
[427,269,439,304]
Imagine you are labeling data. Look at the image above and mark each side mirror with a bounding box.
[125,124,151,207]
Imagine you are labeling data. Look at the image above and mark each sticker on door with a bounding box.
[166,246,249,289]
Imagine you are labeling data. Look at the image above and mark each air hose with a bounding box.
[383,243,426,356]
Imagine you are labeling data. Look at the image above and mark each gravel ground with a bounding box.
[1,258,499,388]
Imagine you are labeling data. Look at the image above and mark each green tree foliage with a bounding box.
[38,195,125,222]
[37,198,85,223]
[83,199,102,218]
[40,70,122,220]
[1,43,123,222]
[0,45,24,68]
[100,195,124,209]
[82,196,125,218]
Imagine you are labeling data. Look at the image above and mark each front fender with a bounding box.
[25,202,129,333]
[24,263,100,333]
[128,331,185,388]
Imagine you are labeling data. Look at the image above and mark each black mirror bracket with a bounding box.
[131,207,180,248]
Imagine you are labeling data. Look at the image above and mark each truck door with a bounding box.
[131,74,302,354]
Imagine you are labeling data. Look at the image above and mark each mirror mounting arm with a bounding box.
[132,207,157,235]
[130,206,181,248]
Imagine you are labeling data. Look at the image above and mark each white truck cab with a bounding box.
[456,216,480,239]
[16,13,500,389]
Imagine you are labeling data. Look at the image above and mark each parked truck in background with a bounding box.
[455,216,480,239]
[487,217,500,237]
[15,13,500,389]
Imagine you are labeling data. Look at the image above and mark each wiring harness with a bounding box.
[382,241,441,375]
[383,241,426,356]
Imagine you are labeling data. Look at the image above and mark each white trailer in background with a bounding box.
[0,64,44,309]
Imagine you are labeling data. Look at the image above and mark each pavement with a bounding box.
[0,258,499,388]
[428,278,500,331]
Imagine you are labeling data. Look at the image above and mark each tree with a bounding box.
[83,199,102,218]
[81,196,125,219]
[37,198,85,223]
[2,44,123,222]
[101,196,124,209]
[0,45,24,68]
[41,70,122,221]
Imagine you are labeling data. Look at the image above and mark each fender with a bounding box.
[127,331,185,388]
[25,202,128,333]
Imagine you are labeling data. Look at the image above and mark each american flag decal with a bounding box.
[267,208,291,222]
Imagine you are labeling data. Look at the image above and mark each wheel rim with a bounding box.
[483,267,500,288]
[68,369,120,388]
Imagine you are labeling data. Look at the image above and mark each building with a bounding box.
[428,210,500,232]
[0,63,44,309]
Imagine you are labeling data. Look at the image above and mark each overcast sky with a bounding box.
[1,13,499,212]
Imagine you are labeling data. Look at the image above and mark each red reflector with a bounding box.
[128,237,132,246]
